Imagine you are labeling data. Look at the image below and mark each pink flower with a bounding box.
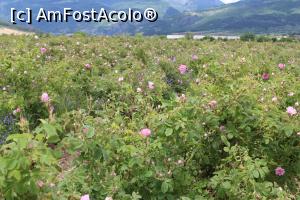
[148,81,155,90]
[288,92,294,97]
[219,125,226,132]
[83,127,89,134]
[170,56,176,62]
[85,64,92,70]
[81,194,90,200]
[178,64,188,74]
[275,167,285,176]
[40,47,47,54]
[40,92,50,103]
[36,180,44,188]
[262,73,270,80]
[13,107,21,115]
[278,63,285,70]
[192,55,198,60]
[286,106,297,116]
[140,128,151,137]
[209,100,218,109]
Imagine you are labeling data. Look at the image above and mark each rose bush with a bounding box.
[0,34,299,199]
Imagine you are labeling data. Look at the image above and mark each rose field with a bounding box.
[0,34,299,200]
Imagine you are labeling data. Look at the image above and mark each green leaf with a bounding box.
[47,134,60,143]
[144,171,153,177]
[227,133,234,139]
[43,123,60,143]
[8,170,21,181]
[44,123,57,136]
[223,147,230,152]
[165,128,173,136]
[222,181,231,189]
[181,197,191,200]
[161,181,169,193]
[221,135,230,147]
[284,127,293,137]
[253,170,260,178]
[86,127,95,138]
[6,133,33,142]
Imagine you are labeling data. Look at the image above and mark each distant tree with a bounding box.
[240,32,256,41]
[202,36,215,41]
[256,35,270,42]
[185,32,194,40]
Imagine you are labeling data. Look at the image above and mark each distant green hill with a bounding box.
[0,0,224,34]
[185,0,300,34]
[1,0,300,35]
[149,0,300,35]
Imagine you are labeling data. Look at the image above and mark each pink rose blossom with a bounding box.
[192,55,198,60]
[278,63,285,70]
[219,125,226,132]
[262,73,270,80]
[85,64,92,70]
[275,167,285,176]
[40,92,50,103]
[83,127,89,134]
[178,64,188,74]
[13,107,21,115]
[140,128,151,137]
[209,100,218,109]
[286,106,297,116]
[37,180,44,188]
[288,92,294,97]
[170,56,176,62]
[81,194,90,200]
[40,47,47,54]
[148,81,155,90]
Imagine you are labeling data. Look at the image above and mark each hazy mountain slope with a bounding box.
[141,0,300,35]
[162,0,223,11]
[186,0,300,34]
[1,0,300,35]
[184,0,223,11]
[0,0,224,35]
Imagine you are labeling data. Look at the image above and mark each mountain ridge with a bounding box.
[1,0,300,35]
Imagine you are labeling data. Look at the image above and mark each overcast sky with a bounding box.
[221,0,240,3]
